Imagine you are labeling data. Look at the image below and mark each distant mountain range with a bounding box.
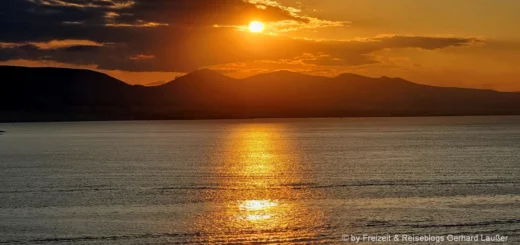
[1,66,520,122]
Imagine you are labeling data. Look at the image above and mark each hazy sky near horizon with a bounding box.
[1,0,519,90]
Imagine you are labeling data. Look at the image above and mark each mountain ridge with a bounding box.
[0,65,509,92]
[1,65,519,122]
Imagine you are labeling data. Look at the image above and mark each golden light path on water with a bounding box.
[189,123,326,244]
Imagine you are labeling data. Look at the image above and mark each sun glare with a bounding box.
[249,21,265,33]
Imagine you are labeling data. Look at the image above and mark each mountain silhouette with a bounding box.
[145,80,167,86]
[1,65,520,122]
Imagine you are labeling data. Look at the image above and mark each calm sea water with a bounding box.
[0,117,519,244]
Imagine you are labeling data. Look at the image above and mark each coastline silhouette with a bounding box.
[2,65,520,122]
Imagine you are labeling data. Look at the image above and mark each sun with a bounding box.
[249,21,265,33]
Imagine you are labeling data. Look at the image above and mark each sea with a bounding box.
[0,116,519,244]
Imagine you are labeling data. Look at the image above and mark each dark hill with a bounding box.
[158,68,245,108]
[1,66,133,109]
[1,66,520,122]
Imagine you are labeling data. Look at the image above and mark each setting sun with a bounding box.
[249,21,264,33]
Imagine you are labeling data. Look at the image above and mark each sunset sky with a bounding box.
[1,0,519,90]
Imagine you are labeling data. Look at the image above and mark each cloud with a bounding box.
[0,0,480,72]
[0,40,104,50]
[0,0,333,44]
[0,25,481,72]
[29,0,135,9]
[1,0,303,33]
[130,54,155,60]
[373,35,482,50]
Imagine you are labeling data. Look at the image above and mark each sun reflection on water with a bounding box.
[239,200,279,211]
[238,199,278,222]
[189,123,325,243]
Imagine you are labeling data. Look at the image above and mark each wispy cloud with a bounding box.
[0,39,104,50]
[29,0,135,9]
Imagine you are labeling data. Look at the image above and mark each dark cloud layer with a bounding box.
[0,0,298,41]
[0,0,480,72]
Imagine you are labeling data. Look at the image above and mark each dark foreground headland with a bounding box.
[2,66,520,122]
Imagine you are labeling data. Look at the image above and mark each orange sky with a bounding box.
[1,0,519,91]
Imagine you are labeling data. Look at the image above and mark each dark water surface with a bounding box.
[1,117,519,244]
